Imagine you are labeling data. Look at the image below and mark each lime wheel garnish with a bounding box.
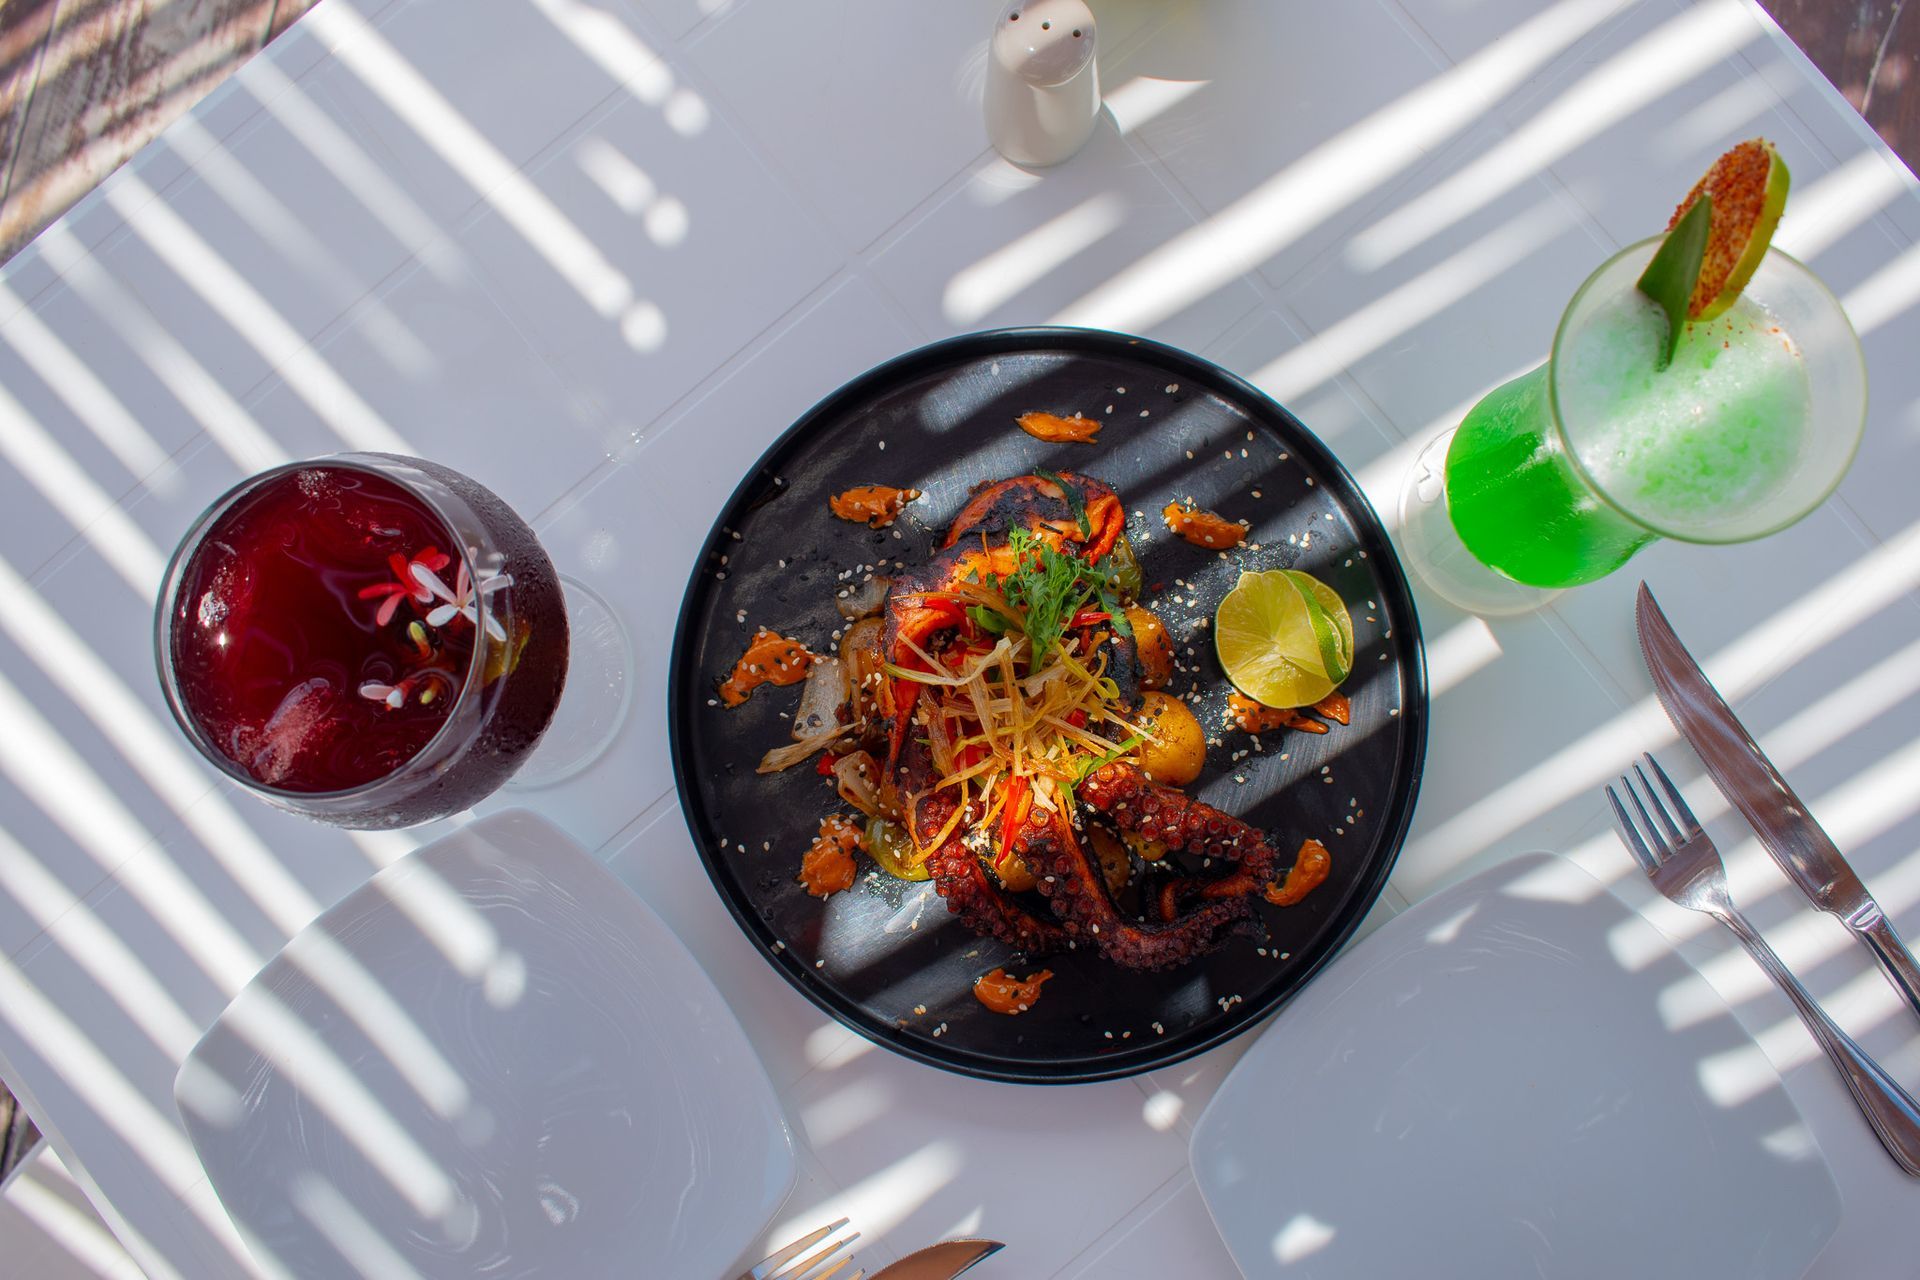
[1668,138,1790,321]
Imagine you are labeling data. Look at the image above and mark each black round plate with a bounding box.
[668,328,1427,1083]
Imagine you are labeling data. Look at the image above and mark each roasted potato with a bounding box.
[1136,690,1205,786]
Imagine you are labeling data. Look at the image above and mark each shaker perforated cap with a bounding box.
[992,0,1096,88]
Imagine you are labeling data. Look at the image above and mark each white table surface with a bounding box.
[0,0,1917,1276]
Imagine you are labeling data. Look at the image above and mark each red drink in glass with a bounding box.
[158,455,568,828]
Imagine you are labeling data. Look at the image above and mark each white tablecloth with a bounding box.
[1,0,1917,1275]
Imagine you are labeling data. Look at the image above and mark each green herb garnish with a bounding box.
[1635,193,1712,370]
[1032,468,1091,539]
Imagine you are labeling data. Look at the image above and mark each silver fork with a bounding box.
[739,1217,863,1280]
[1610,752,1920,1177]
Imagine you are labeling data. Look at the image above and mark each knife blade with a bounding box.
[868,1239,1003,1280]
[1637,582,1920,1024]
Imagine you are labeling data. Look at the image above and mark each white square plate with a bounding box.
[1191,853,1841,1279]
[175,809,794,1278]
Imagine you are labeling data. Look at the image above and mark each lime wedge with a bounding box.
[1214,569,1355,709]
[1670,138,1790,321]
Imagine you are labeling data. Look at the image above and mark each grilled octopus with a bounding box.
[879,472,1288,971]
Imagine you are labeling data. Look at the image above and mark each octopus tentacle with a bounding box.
[1078,762,1282,905]
[1014,806,1252,971]
[914,788,1069,954]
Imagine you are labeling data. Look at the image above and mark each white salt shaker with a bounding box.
[985,0,1099,168]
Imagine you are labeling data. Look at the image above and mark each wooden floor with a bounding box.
[0,0,1909,1187]
[0,0,317,263]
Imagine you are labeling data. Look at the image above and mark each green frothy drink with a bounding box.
[1442,247,1834,591]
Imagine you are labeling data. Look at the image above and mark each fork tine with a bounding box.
[770,1231,861,1280]
[807,1259,860,1280]
[1607,784,1661,875]
[1642,752,1704,838]
[750,1220,848,1280]
[1620,773,1671,861]
[1632,762,1685,846]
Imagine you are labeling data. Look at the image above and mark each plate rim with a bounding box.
[1187,851,1842,1278]
[666,325,1429,1084]
[173,808,798,1271]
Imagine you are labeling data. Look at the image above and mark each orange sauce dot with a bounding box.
[829,484,920,528]
[798,814,861,897]
[1265,838,1331,907]
[1016,411,1102,443]
[973,967,1053,1014]
[718,629,812,707]
[1162,501,1248,550]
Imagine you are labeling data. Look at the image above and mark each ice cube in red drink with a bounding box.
[168,465,481,793]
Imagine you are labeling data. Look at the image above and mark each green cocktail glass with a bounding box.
[1400,237,1866,615]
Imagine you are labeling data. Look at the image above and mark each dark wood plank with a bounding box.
[0,0,273,260]
[266,0,320,46]
[0,0,62,204]
[1758,0,1919,174]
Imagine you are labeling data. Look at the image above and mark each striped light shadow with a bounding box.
[0,828,211,1073]
[526,0,678,111]
[0,284,176,490]
[0,669,258,995]
[1102,73,1209,137]
[0,377,167,596]
[1405,518,1920,876]
[1,1159,146,1280]
[0,553,315,933]
[1841,239,1920,338]
[1652,54,1800,163]
[104,174,413,456]
[309,2,671,355]
[1350,1,1765,271]
[1051,0,1624,333]
[289,1173,431,1280]
[944,193,1127,325]
[212,986,460,1227]
[0,552,470,1122]
[242,59,463,283]
[37,222,288,473]
[0,954,262,1275]
[1776,150,1915,263]
[1250,198,1573,408]
[161,115,437,380]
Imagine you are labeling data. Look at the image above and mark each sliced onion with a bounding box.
[839,617,885,719]
[756,726,849,773]
[790,655,847,741]
[832,750,881,816]
[924,706,956,776]
[836,575,892,620]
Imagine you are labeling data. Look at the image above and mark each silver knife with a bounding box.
[1637,582,1920,1023]
[868,1240,1003,1280]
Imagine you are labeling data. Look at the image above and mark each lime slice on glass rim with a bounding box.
[1213,569,1354,709]
[1637,138,1791,366]
[1670,138,1791,322]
